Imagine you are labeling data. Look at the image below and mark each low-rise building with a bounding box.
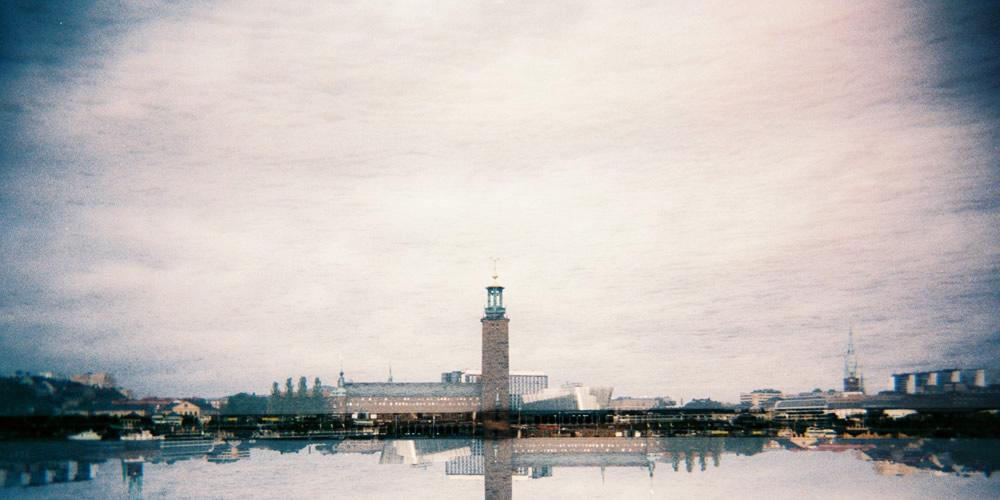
[609,397,676,411]
[166,400,202,417]
[892,369,987,394]
[70,372,118,389]
[329,383,481,414]
[739,389,783,411]
[772,392,829,418]
[520,384,613,411]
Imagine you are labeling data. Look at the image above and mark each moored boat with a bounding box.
[121,430,162,441]
[804,427,837,439]
[67,429,102,441]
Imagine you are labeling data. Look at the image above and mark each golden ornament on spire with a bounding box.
[489,257,501,286]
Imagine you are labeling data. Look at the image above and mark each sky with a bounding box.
[1,1,998,401]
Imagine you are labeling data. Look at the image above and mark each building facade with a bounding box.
[772,393,829,418]
[520,384,613,411]
[442,369,548,410]
[327,382,481,414]
[739,389,783,411]
[70,372,118,389]
[892,369,987,394]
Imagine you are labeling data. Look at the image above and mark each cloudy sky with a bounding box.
[1,1,998,401]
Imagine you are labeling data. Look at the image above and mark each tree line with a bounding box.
[223,376,326,415]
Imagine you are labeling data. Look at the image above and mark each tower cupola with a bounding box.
[484,271,506,320]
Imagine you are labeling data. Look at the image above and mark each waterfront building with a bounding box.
[891,368,987,394]
[162,399,217,418]
[520,383,613,411]
[324,366,480,413]
[739,389,783,411]
[157,399,218,426]
[441,369,548,410]
[320,270,514,417]
[772,392,829,419]
[608,396,676,411]
[326,382,481,414]
[440,371,468,384]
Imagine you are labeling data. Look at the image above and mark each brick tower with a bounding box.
[481,269,510,436]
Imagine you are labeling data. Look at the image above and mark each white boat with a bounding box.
[68,429,102,441]
[121,430,162,441]
[804,427,837,439]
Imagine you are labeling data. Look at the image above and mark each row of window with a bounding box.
[350,397,478,401]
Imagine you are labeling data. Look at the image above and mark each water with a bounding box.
[2,437,998,499]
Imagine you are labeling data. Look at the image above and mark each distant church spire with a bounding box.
[844,327,857,377]
[388,365,393,384]
[843,327,863,392]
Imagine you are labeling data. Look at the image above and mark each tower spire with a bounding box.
[338,356,345,388]
[844,327,858,378]
[843,327,862,392]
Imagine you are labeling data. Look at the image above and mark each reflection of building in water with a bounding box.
[436,437,738,483]
[315,439,384,455]
[0,439,199,491]
[769,437,1000,478]
[207,441,250,463]
[511,437,727,476]
[379,440,472,466]
[154,435,216,463]
[122,458,143,499]
[1,459,98,488]
[484,439,513,500]
[444,439,546,479]
[858,439,1000,478]
[211,436,1000,483]
[0,438,219,492]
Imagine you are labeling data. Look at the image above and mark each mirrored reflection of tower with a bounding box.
[484,439,513,500]
[481,268,511,438]
[844,328,864,393]
[121,458,143,499]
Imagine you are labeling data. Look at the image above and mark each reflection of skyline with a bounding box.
[858,439,1000,478]
[2,437,997,495]
[238,437,1000,480]
[320,437,1000,481]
